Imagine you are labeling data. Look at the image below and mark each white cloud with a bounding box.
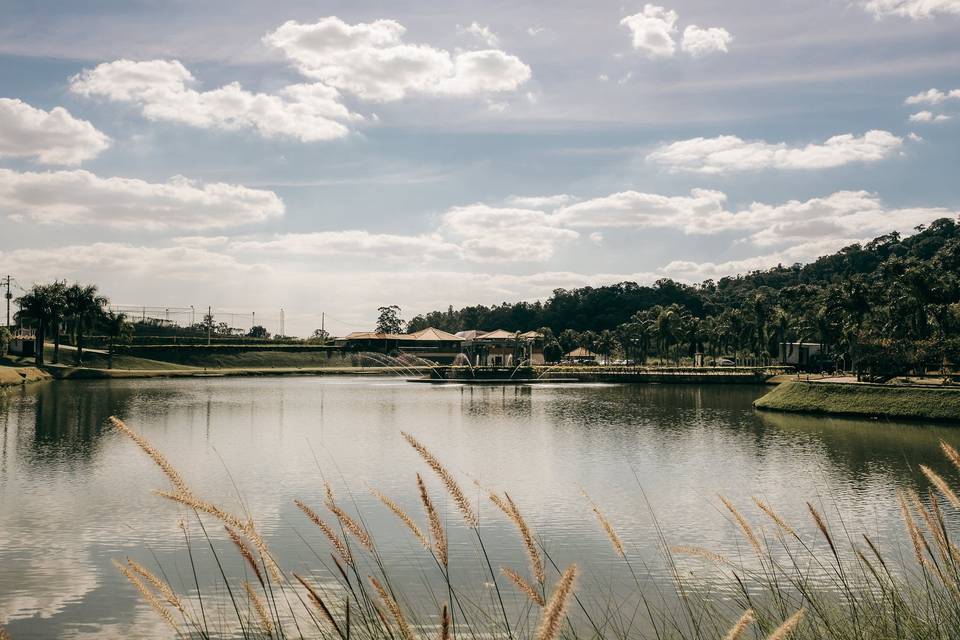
[206,203,583,265]
[735,191,953,247]
[553,189,954,252]
[70,59,358,142]
[909,110,952,122]
[0,98,110,165]
[0,242,261,281]
[680,25,732,57]
[620,5,678,58]
[527,26,546,36]
[554,189,732,231]
[440,203,578,262]
[506,194,576,208]
[862,0,960,18]
[171,235,231,249]
[905,88,960,105]
[0,168,283,230]
[908,132,924,141]
[459,22,499,47]
[263,17,531,102]
[229,231,460,262]
[647,130,902,173]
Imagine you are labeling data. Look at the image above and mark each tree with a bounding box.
[0,326,11,358]
[247,325,270,340]
[104,311,132,369]
[375,305,404,334]
[65,283,108,366]
[558,329,580,354]
[15,283,66,366]
[596,330,616,364]
[543,339,563,363]
[43,281,69,365]
[310,328,330,343]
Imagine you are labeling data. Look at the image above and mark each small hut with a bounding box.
[564,347,599,363]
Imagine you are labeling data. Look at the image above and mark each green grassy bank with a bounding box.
[116,344,351,368]
[754,380,960,421]
[6,347,197,371]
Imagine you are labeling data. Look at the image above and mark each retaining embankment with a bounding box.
[754,380,960,422]
[0,366,52,387]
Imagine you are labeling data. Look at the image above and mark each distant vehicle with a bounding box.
[717,358,735,366]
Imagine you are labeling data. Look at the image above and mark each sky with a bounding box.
[1,0,959,336]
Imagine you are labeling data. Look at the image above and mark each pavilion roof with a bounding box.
[474,329,519,340]
[342,331,417,341]
[565,347,598,358]
[407,327,465,341]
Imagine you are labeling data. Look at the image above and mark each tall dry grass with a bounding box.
[102,415,960,640]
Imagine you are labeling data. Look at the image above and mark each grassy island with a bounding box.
[754,380,960,421]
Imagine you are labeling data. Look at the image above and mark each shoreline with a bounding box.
[42,364,784,384]
[42,365,422,380]
[0,366,53,388]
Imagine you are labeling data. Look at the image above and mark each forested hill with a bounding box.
[406,217,960,372]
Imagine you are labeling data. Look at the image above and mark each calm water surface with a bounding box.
[1,377,959,638]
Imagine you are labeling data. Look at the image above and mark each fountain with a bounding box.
[395,353,445,378]
[356,352,423,377]
[354,350,577,385]
[413,353,576,384]
[451,353,476,378]
[536,360,569,380]
[509,358,530,379]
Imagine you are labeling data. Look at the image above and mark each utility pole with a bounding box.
[321,312,325,336]
[280,308,285,338]
[3,275,11,328]
[207,306,212,346]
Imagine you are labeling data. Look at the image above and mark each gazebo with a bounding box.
[564,347,599,363]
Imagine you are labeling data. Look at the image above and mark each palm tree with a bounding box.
[65,283,109,366]
[596,330,616,364]
[15,283,65,366]
[47,281,68,364]
[654,305,682,364]
[104,311,131,369]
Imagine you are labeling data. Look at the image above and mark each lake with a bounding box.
[1,377,958,638]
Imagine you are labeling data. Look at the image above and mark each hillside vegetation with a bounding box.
[409,218,960,376]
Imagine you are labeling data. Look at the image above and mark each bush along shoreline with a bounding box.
[754,381,960,422]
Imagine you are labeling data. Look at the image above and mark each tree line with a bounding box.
[5,283,333,367]
[10,281,131,367]
[407,218,960,376]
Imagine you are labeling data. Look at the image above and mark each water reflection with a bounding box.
[1,378,958,638]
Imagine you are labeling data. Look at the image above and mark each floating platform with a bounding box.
[408,377,580,384]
